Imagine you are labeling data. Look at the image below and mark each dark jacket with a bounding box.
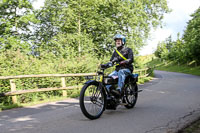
[110,46,134,72]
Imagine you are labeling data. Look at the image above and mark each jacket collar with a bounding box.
[117,46,124,51]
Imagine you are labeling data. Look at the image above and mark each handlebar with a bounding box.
[99,57,120,71]
[100,62,119,70]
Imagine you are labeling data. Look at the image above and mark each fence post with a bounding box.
[61,77,67,97]
[10,79,17,104]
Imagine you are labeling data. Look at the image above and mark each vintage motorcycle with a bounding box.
[79,64,141,120]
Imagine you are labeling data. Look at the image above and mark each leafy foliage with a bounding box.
[183,7,200,63]
[0,0,38,53]
[34,0,169,57]
[0,0,169,107]
[154,7,200,65]
[0,50,104,106]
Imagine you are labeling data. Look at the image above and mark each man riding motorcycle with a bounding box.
[101,34,134,96]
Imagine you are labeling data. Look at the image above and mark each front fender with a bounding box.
[84,80,99,85]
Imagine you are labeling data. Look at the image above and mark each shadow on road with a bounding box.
[0,98,81,132]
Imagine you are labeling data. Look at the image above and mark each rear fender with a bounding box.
[134,74,139,82]
[131,74,138,83]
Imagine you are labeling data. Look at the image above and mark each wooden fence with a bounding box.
[0,68,153,104]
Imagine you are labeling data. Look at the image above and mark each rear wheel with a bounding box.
[124,83,138,109]
[79,82,106,120]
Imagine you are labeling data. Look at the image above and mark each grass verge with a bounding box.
[178,118,200,133]
[149,59,200,76]
[0,96,70,111]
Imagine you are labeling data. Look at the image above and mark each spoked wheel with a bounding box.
[124,83,138,109]
[79,82,106,120]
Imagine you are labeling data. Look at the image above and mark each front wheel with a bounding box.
[79,82,106,120]
[124,83,138,109]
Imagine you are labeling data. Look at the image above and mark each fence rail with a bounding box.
[0,73,97,80]
[0,68,153,104]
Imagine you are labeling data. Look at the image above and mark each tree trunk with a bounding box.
[78,12,81,56]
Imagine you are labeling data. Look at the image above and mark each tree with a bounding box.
[167,34,185,62]
[34,0,170,57]
[154,41,169,60]
[0,0,38,52]
[154,7,200,65]
[183,7,200,63]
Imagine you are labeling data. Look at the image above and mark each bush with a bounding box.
[0,49,145,107]
[0,50,107,106]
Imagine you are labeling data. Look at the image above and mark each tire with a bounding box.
[79,82,106,120]
[124,83,138,109]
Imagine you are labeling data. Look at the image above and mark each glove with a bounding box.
[101,62,112,69]
[120,60,127,66]
[111,57,119,64]
[100,64,106,69]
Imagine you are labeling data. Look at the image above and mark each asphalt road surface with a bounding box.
[0,70,200,133]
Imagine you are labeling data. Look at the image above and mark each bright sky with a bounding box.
[32,0,200,56]
[32,0,45,9]
[139,0,200,55]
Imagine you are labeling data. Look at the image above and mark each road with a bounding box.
[0,70,200,133]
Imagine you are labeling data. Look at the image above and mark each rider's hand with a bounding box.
[111,57,119,64]
[100,64,107,69]
[120,60,127,66]
[101,62,112,69]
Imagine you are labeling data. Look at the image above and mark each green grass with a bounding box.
[0,104,22,111]
[148,58,200,76]
[179,118,200,133]
[135,54,156,68]
[138,76,153,84]
[158,65,200,76]
[0,95,73,111]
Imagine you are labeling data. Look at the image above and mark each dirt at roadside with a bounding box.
[178,118,200,133]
